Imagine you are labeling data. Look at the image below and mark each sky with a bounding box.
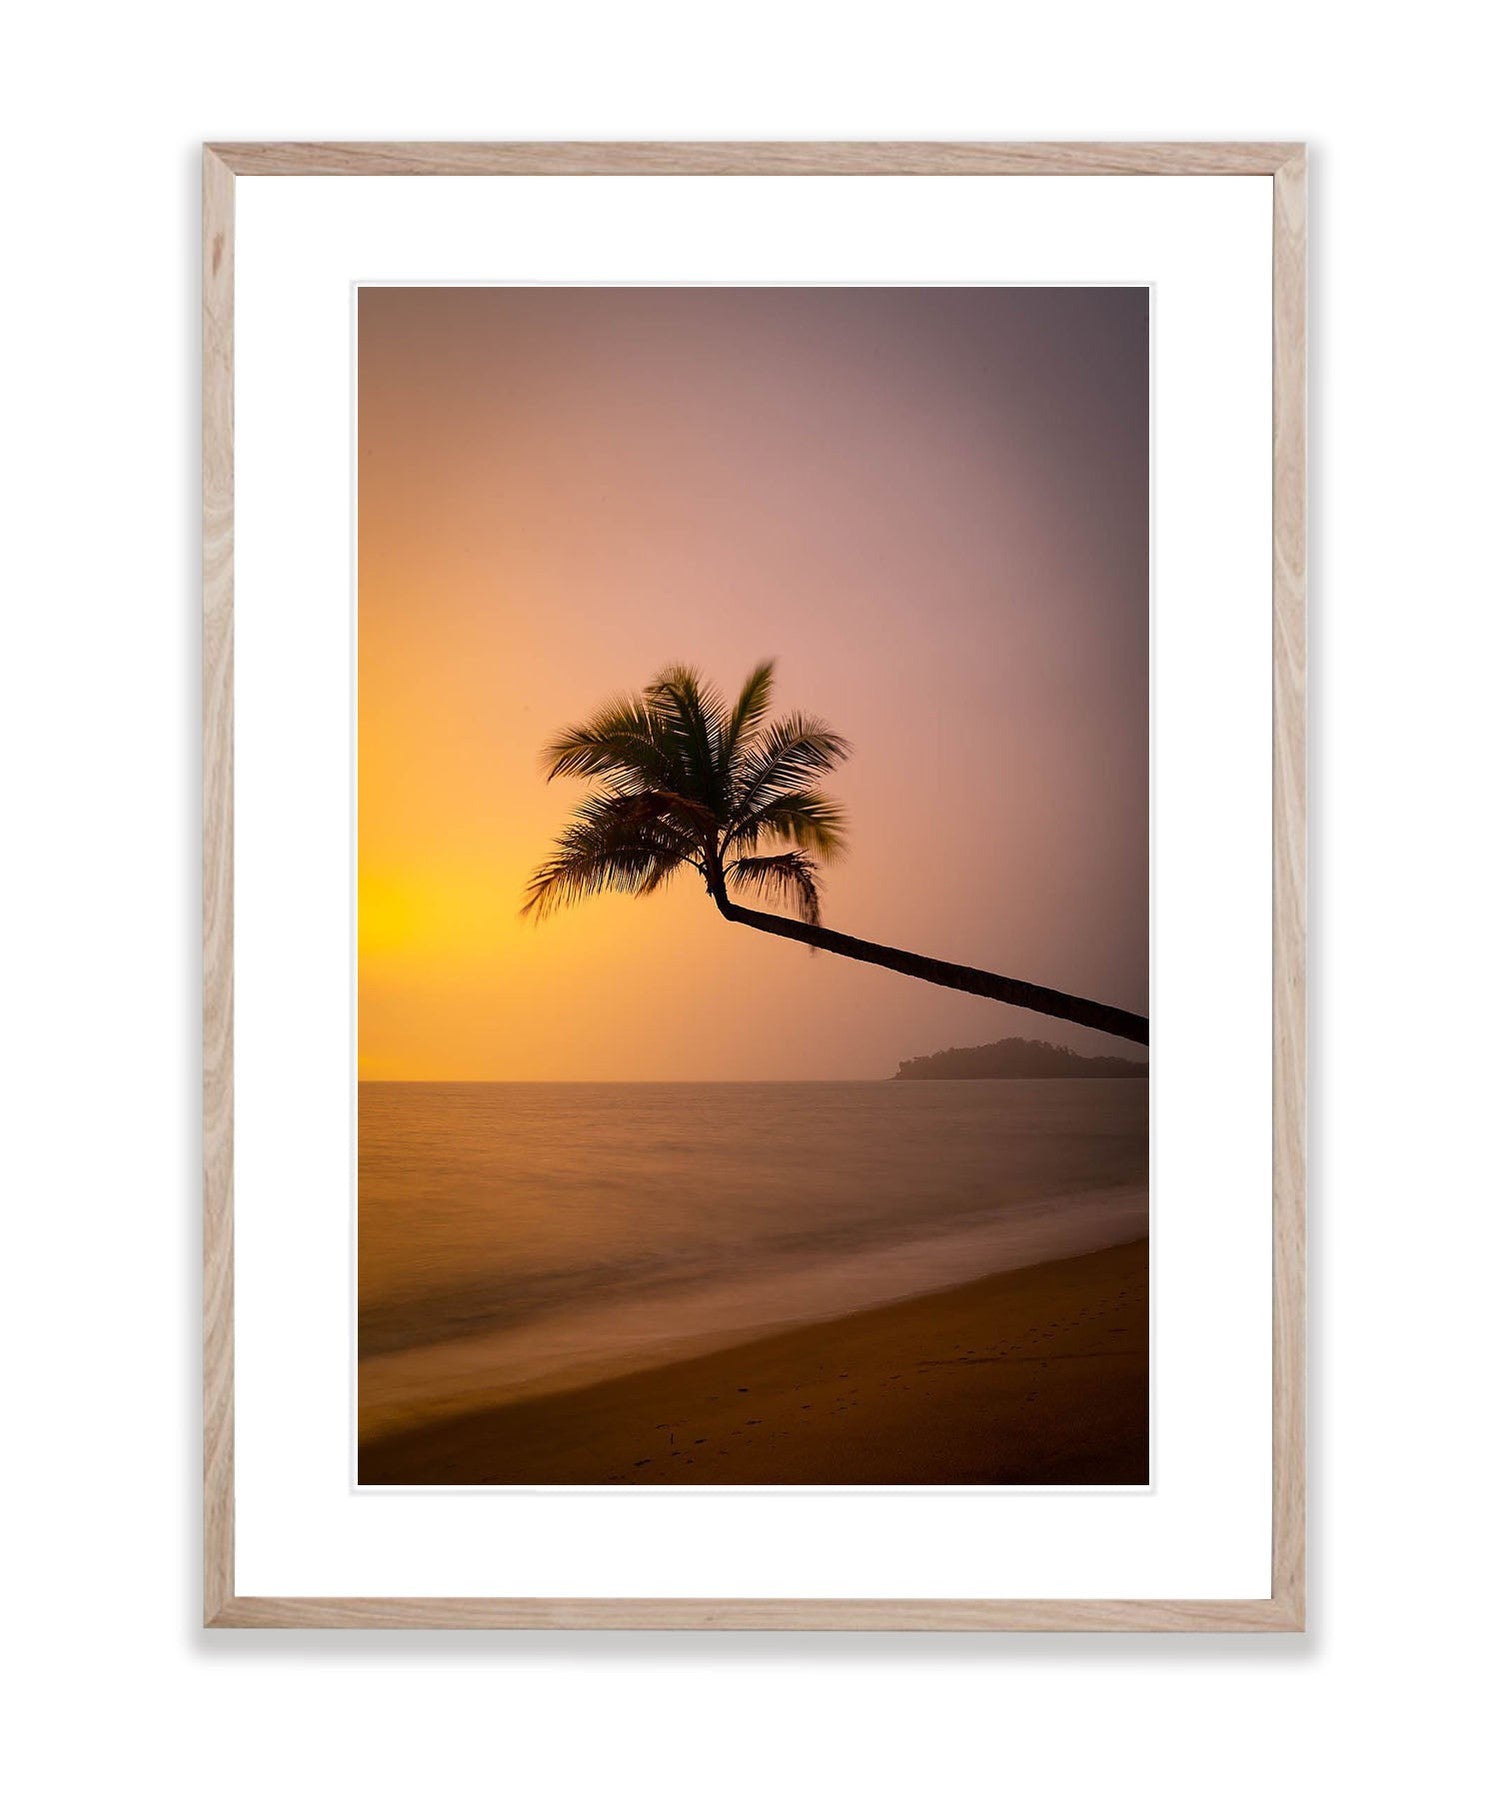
[358,286,1148,1080]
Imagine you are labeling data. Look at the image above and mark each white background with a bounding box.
[2,2,1494,1794]
[235,176,1268,1598]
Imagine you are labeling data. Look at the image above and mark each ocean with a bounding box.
[358,1079,1148,1442]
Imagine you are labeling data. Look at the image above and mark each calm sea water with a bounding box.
[359,1080,1147,1438]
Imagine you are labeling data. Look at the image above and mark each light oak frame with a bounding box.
[203,141,1307,1631]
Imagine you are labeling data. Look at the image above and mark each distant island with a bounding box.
[893,1037,1149,1081]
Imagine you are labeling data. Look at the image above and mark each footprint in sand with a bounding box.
[634,1458,651,1467]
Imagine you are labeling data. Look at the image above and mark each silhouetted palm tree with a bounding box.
[523,662,1147,1045]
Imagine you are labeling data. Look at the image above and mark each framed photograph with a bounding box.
[204,141,1305,1629]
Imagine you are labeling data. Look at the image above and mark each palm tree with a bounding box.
[523,661,1148,1046]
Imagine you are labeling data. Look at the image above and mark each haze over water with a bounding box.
[359,1079,1147,1442]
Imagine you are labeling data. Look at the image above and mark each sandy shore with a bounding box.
[359,1238,1148,1486]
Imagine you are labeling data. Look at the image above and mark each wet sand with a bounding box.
[360,1238,1148,1486]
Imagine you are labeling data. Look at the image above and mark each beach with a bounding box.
[361,1237,1148,1485]
[359,1080,1148,1484]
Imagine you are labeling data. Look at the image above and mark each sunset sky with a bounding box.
[358,286,1148,1080]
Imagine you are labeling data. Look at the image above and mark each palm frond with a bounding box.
[731,712,851,817]
[521,791,697,920]
[645,664,730,808]
[725,850,825,927]
[541,696,681,790]
[728,789,847,859]
[721,659,777,763]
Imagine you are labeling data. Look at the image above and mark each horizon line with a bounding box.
[356,1072,1149,1085]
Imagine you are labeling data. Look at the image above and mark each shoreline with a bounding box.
[358,1180,1146,1438]
[360,1238,1149,1487]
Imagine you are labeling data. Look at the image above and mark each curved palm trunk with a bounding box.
[712,893,1148,1047]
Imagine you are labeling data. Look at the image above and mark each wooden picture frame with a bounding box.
[204,141,1306,1630]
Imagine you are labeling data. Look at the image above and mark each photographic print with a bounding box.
[356,285,1150,1487]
